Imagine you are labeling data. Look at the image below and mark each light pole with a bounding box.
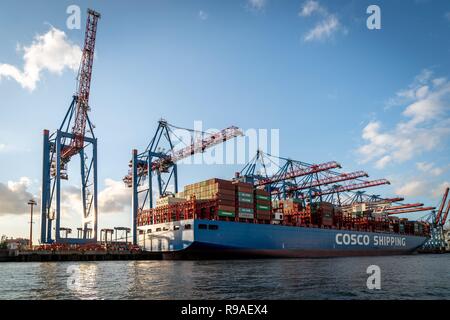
[28,199,37,249]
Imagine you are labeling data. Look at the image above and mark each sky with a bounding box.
[0,0,449,242]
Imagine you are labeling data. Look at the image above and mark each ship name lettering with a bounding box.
[373,236,406,247]
[336,233,370,246]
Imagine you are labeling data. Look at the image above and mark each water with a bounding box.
[0,255,449,300]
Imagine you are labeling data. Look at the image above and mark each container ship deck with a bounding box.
[136,178,430,259]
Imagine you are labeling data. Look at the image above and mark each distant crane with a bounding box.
[422,187,450,252]
[240,150,342,198]
[40,9,101,244]
[434,187,449,226]
[124,119,243,244]
[386,206,435,216]
[239,150,393,207]
[239,150,391,208]
[299,179,391,201]
[385,203,424,211]
[277,171,369,194]
[339,192,404,207]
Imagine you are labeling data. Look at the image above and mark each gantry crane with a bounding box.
[300,179,390,200]
[422,187,450,251]
[239,150,390,206]
[124,119,243,244]
[385,206,435,215]
[239,150,342,197]
[40,9,101,244]
[339,192,404,207]
[385,203,424,212]
[275,171,369,194]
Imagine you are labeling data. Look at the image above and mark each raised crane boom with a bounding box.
[256,161,342,186]
[387,206,436,215]
[152,126,243,173]
[440,199,450,226]
[385,203,424,211]
[61,9,101,161]
[299,179,390,199]
[123,125,243,186]
[434,187,449,225]
[275,170,369,194]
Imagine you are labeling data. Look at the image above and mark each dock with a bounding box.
[0,249,162,262]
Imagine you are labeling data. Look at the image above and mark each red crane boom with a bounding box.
[435,187,449,225]
[152,126,242,172]
[61,9,101,161]
[340,197,404,209]
[387,206,436,215]
[367,197,404,204]
[385,203,424,211]
[126,126,243,182]
[440,199,450,226]
[299,179,390,199]
[256,161,342,186]
[277,171,369,194]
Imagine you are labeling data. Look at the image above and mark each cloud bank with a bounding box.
[358,69,450,169]
[0,27,81,91]
[299,0,342,42]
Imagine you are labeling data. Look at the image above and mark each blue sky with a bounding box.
[1,0,449,241]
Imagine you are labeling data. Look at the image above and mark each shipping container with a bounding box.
[238,212,254,219]
[218,210,235,217]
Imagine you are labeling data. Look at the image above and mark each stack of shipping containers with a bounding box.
[235,181,255,220]
[182,179,236,219]
[254,188,271,222]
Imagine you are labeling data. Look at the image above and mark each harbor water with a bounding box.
[0,254,449,300]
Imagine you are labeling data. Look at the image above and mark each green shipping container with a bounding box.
[238,207,254,214]
[218,210,235,217]
[255,195,271,201]
[238,213,254,219]
[238,192,253,198]
[238,197,253,203]
[256,204,270,211]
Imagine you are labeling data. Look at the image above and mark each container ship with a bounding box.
[136,178,430,259]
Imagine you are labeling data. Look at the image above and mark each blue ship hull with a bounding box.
[140,219,428,259]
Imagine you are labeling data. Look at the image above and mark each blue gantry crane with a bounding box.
[40,9,101,244]
[422,187,450,251]
[123,120,243,244]
[239,150,390,206]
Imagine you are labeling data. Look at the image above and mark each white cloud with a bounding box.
[395,180,428,198]
[392,179,450,201]
[416,162,445,176]
[0,177,35,216]
[61,185,83,219]
[98,179,130,213]
[0,27,81,91]
[432,181,450,199]
[247,0,266,11]
[59,179,130,215]
[304,15,340,42]
[375,155,392,169]
[299,1,342,42]
[358,69,450,168]
[198,10,208,21]
[445,12,450,22]
[299,0,325,17]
